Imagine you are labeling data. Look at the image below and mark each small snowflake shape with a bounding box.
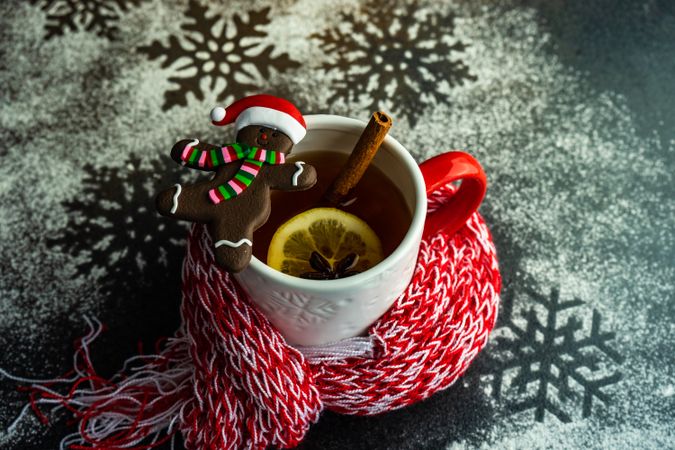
[479,287,624,422]
[138,0,299,110]
[313,1,476,125]
[260,291,350,328]
[30,0,144,40]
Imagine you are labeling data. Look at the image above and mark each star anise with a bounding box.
[300,251,360,280]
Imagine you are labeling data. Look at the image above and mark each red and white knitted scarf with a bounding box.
[14,184,501,449]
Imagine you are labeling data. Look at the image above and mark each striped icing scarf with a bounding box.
[181,142,285,204]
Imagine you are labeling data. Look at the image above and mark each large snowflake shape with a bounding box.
[313,0,475,125]
[477,287,624,422]
[48,157,188,305]
[138,0,299,110]
[30,0,145,40]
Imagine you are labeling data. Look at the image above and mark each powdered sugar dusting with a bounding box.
[1,0,672,448]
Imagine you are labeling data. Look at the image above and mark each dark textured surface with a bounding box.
[1,0,673,448]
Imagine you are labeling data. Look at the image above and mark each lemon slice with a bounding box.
[267,207,384,278]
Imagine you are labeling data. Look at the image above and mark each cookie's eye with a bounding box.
[272,132,278,137]
[259,128,265,133]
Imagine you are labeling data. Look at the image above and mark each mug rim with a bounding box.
[244,114,427,292]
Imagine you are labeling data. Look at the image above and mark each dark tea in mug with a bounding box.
[253,150,412,265]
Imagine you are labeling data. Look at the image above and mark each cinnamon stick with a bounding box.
[322,111,392,205]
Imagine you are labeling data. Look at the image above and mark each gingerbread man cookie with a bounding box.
[156,95,317,272]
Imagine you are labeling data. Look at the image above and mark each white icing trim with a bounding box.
[235,106,306,143]
[181,139,199,164]
[292,161,305,186]
[170,184,182,214]
[214,238,253,248]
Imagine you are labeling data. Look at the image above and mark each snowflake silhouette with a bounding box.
[29,0,145,40]
[138,0,300,110]
[313,0,475,125]
[48,157,188,305]
[477,286,624,422]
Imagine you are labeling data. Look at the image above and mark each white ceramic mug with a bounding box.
[235,115,486,346]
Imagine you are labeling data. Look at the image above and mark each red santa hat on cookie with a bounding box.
[210,94,307,144]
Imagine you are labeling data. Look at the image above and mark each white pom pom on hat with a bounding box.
[209,94,307,144]
[210,106,226,123]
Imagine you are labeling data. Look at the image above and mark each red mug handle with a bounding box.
[419,152,487,239]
